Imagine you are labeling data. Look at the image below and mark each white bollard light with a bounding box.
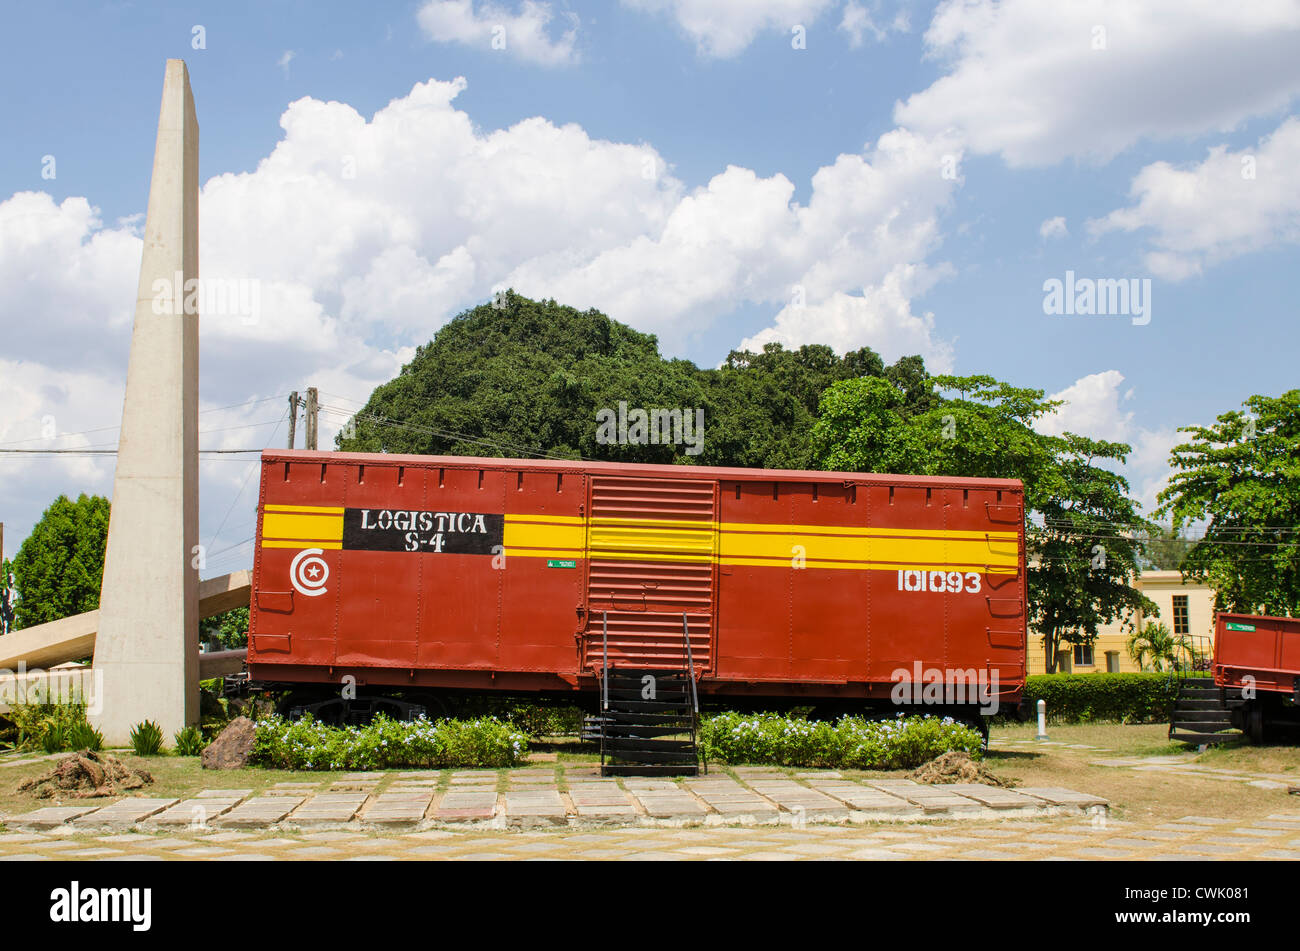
[1036,699,1048,740]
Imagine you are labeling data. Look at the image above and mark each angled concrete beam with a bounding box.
[0,571,250,673]
[0,613,97,673]
[90,60,201,744]
[0,651,247,715]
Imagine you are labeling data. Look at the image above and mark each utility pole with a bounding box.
[287,391,298,449]
[0,522,8,635]
[305,387,319,451]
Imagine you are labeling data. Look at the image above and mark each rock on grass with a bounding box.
[201,716,255,770]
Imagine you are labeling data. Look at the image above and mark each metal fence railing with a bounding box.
[1172,633,1213,680]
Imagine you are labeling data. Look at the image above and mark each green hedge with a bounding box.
[699,713,983,769]
[251,714,529,770]
[1017,673,1194,724]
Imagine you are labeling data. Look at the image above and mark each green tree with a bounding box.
[707,345,921,470]
[9,494,111,629]
[337,292,934,471]
[811,374,1154,673]
[337,291,706,463]
[1029,434,1155,673]
[812,374,1060,489]
[202,606,249,649]
[1137,524,1198,571]
[0,556,18,633]
[1156,390,1300,616]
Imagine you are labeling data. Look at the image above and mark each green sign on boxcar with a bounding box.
[1225,622,1256,631]
[546,559,577,569]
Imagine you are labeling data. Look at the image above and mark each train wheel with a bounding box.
[279,690,325,720]
[1247,702,1266,745]
[421,693,452,719]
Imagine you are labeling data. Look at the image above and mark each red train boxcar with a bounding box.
[247,450,1027,720]
[1214,612,1300,741]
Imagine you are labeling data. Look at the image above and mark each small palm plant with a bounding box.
[1127,621,1191,672]
[129,720,164,755]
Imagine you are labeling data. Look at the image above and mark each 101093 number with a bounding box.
[897,569,982,594]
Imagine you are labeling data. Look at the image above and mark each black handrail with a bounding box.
[600,610,609,773]
[682,612,704,775]
[1173,633,1212,681]
[681,612,700,714]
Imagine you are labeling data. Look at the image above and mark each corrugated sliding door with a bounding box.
[582,475,717,671]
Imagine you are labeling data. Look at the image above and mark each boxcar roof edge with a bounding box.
[260,449,1025,491]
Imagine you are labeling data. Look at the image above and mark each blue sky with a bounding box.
[2,0,1299,574]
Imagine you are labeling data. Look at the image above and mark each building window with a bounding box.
[1105,651,1120,673]
[1073,644,1094,667]
[1172,595,1190,636]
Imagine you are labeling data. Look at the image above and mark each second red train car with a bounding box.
[1214,612,1300,742]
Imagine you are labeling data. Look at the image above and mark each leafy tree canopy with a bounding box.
[203,606,249,650]
[1156,390,1300,616]
[1137,524,1198,571]
[337,291,930,470]
[9,494,111,629]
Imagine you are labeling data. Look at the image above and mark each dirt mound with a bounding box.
[909,751,1016,788]
[18,751,154,799]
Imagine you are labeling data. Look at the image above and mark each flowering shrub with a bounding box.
[699,712,983,769]
[250,714,529,770]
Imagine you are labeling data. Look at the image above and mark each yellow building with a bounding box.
[1026,570,1217,674]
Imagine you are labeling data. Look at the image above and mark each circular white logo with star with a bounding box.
[290,548,329,597]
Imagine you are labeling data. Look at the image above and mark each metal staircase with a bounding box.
[1168,680,1242,745]
[597,612,703,777]
[1168,635,1242,745]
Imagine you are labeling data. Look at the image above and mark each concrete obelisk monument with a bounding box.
[91,60,200,744]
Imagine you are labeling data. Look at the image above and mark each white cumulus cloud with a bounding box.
[1088,116,1300,280]
[1039,216,1068,240]
[738,265,955,370]
[622,0,836,57]
[1036,369,1179,514]
[896,0,1300,167]
[839,0,909,47]
[417,0,580,66]
[0,76,967,562]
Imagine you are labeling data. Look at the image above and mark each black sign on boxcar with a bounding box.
[342,509,504,554]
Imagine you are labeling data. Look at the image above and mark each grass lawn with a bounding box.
[0,753,393,821]
[3,723,1299,833]
[985,721,1300,827]
[995,721,1187,756]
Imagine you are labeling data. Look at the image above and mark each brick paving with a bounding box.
[4,766,1113,833]
[2,761,1297,861]
[0,809,1262,862]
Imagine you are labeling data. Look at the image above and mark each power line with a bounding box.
[0,448,267,455]
[205,404,291,555]
[205,536,254,561]
[0,394,291,448]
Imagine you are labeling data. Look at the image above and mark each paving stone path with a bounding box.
[1088,755,1298,789]
[0,809,1297,861]
[4,767,1107,835]
[7,757,1293,860]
